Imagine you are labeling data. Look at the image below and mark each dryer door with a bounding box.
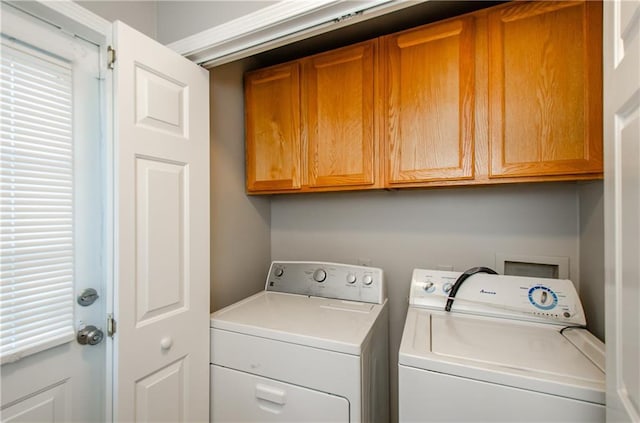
[211,365,350,422]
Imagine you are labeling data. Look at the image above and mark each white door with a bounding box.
[1,4,106,422]
[604,0,640,422]
[111,21,210,422]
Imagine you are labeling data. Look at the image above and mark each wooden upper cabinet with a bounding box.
[384,17,475,185]
[488,1,603,178]
[303,41,377,189]
[244,0,604,194]
[245,62,301,192]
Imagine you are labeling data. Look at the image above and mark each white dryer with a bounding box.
[210,261,389,422]
[399,268,605,422]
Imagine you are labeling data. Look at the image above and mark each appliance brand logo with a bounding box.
[480,289,497,295]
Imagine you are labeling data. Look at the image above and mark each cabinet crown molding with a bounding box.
[167,0,424,67]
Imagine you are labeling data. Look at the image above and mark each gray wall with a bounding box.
[76,1,277,45]
[270,184,583,421]
[578,181,605,341]
[156,1,277,45]
[210,61,271,312]
[76,1,158,39]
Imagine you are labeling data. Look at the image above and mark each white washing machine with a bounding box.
[399,268,605,422]
[210,261,389,422]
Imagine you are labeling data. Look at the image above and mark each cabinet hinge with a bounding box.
[107,314,117,337]
[107,46,116,70]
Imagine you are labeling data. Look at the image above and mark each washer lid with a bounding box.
[211,291,386,355]
[399,308,605,404]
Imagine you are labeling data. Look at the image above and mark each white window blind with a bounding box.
[0,40,75,364]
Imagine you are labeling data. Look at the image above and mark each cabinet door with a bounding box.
[488,1,603,178]
[245,63,301,192]
[304,41,377,188]
[385,17,475,185]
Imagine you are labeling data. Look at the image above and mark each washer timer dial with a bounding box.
[528,285,558,310]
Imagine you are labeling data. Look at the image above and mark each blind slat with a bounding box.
[0,252,72,268]
[0,314,74,343]
[0,41,75,363]
[1,288,72,309]
[0,227,72,237]
[0,97,71,120]
[1,50,71,82]
[2,117,72,139]
[0,143,71,161]
[0,317,74,346]
[1,274,72,293]
[0,55,71,81]
[1,100,72,122]
[0,301,73,324]
[4,274,73,290]
[1,248,72,261]
[1,150,72,168]
[1,70,72,98]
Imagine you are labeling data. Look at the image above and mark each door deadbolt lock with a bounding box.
[77,288,99,306]
[77,325,104,346]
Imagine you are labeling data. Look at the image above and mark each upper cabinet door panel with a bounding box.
[385,17,475,185]
[304,40,377,188]
[245,63,301,191]
[488,1,603,178]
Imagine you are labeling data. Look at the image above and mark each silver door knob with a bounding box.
[77,325,104,345]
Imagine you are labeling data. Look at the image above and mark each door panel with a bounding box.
[135,358,188,422]
[135,158,187,323]
[112,21,210,422]
[1,382,69,423]
[604,0,640,421]
[135,65,187,136]
[0,5,105,422]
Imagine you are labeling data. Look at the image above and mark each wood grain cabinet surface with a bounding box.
[245,41,379,193]
[383,17,475,186]
[244,0,603,194]
[245,63,301,192]
[304,41,379,190]
[487,1,603,179]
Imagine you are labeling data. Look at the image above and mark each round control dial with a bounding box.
[442,282,453,294]
[363,275,373,286]
[274,267,284,277]
[313,268,327,283]
[423,281,436,293]
[528,285,558,310]
[346,273,357,284]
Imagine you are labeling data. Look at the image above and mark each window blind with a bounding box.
[0,41,75,364]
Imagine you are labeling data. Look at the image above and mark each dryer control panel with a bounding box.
[409,269,586,326]
[266,261,386,304]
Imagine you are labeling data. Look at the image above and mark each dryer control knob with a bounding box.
[313,269,327,282]
[346,273,357,284]
[443,283,453,294]
[274,267,284,277]
[363,275,373,286]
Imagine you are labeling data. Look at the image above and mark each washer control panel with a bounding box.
[409,268,586,326]
[266,261,386,304]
